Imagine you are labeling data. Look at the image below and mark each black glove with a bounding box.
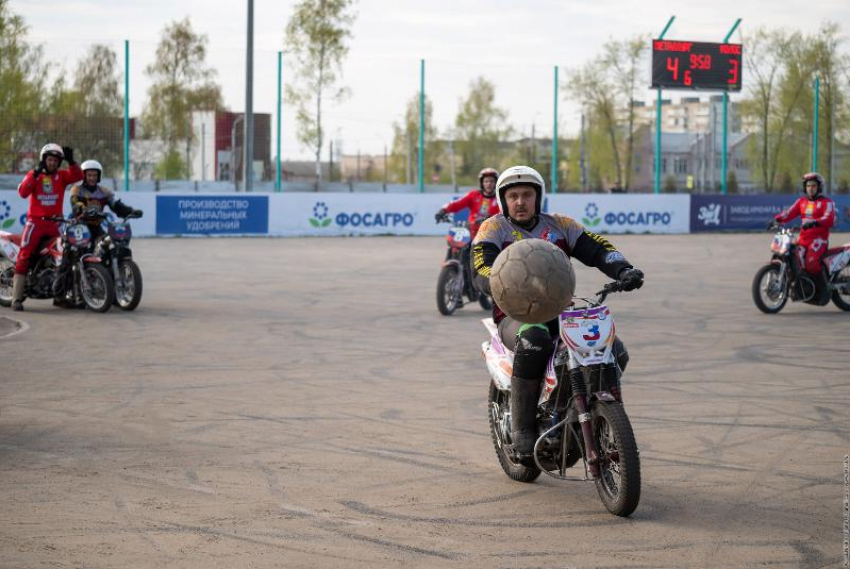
[618,267,644,291]
[435,209,446,223]
[766,219,780,231]
[32,161,45,177]
[132,209,143,219]
[62,146,74,164]
[802,220,818,229]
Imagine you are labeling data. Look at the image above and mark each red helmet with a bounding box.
[478,167,499,191]
[802,172,825,196]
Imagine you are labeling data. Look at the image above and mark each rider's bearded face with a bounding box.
[85,171,99,185]
[505,185,537,222]
[481,176,496,196]
[805,180,819,198]
[44,156,60,173]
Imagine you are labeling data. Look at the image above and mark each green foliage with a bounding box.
[566,35,647,191]
[142,18,223,153]
[453,77,513,184]
[155,148,188,180]
[0,0,45,171]
[387,93,443,184]
[284,0,356,183]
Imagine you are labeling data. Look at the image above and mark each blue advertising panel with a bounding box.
[156,195,269,235]
[692,195,850,232]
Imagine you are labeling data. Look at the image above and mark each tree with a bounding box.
[388,93,442,184]
[142,18,223,179]
[284,0,357,187]
[0,0,45,172]
[453,77,512,185]
[40,44,125,176]
[567,35,648,191]
[601,36,648,191]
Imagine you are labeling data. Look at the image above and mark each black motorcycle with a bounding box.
[435,214,492,316]
[90,211,144,311]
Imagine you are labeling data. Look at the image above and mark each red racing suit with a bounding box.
[15,165,83,274]
[442,189,499,238]
[774,195,835,274]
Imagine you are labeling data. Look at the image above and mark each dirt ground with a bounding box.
[1,233,848,569]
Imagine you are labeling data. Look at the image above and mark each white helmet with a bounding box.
[495,165,546,217]
[40,143,64,162]
[81,159,103,183]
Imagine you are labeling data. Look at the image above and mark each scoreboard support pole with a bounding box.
[812,77,820,172]
[721,18,741,195]
[655,16,676,194]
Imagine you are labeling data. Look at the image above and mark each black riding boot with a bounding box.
[510,375,542,459]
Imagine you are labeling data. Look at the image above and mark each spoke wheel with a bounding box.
[115,260,143,311]
[752,264,788,314]
[592,402,640,517]
[82,264,114,313]
[0,263,13,307]
[436,265,460,316]
[488,382,540,483]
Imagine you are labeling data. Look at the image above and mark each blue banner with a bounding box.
[691,194,850,232]
[156,195,269,235]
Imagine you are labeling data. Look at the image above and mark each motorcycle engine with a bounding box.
[31,268,55,298]
[793,274,817,302]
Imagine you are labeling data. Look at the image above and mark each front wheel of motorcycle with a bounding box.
[752,264,788,314]
[592,402,640,517]
[0,262,13,307]
[81,263,114,313]
[436,265,460,316]
[488,382,541,483]
[115,260,143,311]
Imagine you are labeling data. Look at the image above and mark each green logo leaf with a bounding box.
[309,218,320,227]
[321,218,332,227]
[2,218,14,229]
[591,217,601,227]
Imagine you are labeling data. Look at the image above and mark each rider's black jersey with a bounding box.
[472,212,633,323]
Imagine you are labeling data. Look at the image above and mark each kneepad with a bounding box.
[513,324,554,381]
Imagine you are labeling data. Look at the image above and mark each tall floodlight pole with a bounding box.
[419,59,425,193]
[551,66,558,194]
[124,40,130,192]
[812,77,819,172]
[244,0,255,192]
[721,18,741,195]
[276,51,282,192]
[655,16,675,194]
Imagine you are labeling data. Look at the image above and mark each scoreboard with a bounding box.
[651,40,742,91]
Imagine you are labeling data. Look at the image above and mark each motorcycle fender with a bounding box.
[82,256,102,264]
[591,391,618,403]
[442,259,461,269]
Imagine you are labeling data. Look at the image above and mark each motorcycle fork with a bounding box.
[568,367,600,477]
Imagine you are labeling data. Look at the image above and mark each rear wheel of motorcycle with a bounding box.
[0,262,13,307]
[436,265,460,316]
[82,263,114,313]
[752,264,788,314]
[592,402,640,517]
[115,260,143,311]
[830,267,850,311]
[488,382,541,483]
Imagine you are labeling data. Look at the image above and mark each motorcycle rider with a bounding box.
[769,172,835,301]
[434,167,500,238]
[471,165,644,461]
[53,160,143,305]
[12,144,82,311]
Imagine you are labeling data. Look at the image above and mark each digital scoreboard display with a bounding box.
[652,40,742,91]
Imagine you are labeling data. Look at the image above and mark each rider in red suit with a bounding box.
[771,172,835,275]
[435,167,499,238]
[12,143,82,311]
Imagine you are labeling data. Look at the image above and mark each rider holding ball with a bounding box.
[471,166,644,460]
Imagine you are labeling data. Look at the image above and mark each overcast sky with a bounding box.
[14,0,850,160]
